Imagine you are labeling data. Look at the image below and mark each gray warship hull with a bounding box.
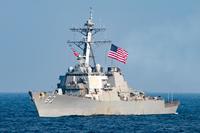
[30,92,179,117]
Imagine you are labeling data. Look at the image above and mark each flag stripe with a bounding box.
[108,52,128,60]
[108,54,127,63]
[109,51,128,58]
[108,52,128,61]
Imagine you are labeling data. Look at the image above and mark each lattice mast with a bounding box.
[67,8,111,67]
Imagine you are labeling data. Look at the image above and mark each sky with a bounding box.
[0,0,200,93]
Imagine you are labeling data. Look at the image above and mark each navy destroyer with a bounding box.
[29,10,179,117]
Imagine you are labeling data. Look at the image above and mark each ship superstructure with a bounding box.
[29,9,179,117]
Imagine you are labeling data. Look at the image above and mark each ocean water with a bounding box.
[0,93,200,133]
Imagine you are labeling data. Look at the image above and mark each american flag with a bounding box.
[107,44,128,64]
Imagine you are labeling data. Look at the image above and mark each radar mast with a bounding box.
[67,8,111,67]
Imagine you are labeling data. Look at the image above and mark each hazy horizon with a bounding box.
[0,0,200,93]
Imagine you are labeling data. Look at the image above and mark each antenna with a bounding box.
[89,7,93,20]
[171,92,174,102]
[67,8,111,67]
[167,92,169,102]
